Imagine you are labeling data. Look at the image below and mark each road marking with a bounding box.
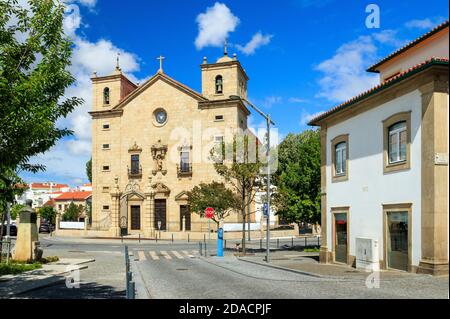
[191,250,198,255]
[138,251,146,261]
[149,251,159,260]
[160,250,172,260]
[182,250,195,258]
[171,251,184,259]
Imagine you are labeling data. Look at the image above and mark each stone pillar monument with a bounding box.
[13,200,42,262]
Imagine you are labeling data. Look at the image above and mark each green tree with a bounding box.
[62,202,83,222]
[0,170,24,239]
[39,206,57,224]
[86,158,92,183]
[10,203,25,220]
[273,130,321,230]
[187,182,240,227]
[211,135,263,255]
[0,0,83,191]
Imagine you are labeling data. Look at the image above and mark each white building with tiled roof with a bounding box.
[309,21,449,275]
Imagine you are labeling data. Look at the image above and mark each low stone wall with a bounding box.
[53,229,113,237]
[53,228,298,240]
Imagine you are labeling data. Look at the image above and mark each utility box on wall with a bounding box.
[356,237,380,272]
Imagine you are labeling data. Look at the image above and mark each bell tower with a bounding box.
[91,54,137,112]
[200,42,249,100]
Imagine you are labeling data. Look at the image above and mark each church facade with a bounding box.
[89,50,254,238]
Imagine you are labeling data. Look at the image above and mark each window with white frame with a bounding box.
[388,121,407,164]
[335,142,347,176]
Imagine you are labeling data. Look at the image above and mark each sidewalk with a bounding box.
[238,253,436,280]
[0,258,94,297]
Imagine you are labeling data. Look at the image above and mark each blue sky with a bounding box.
[20,0,449,185]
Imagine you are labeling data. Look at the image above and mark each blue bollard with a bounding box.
[217,228,224,257]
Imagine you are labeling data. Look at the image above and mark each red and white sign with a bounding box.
[205,207,215,219]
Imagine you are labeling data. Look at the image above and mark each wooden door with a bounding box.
[131,206,141,230]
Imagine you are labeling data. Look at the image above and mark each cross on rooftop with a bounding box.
[157,55,165,73]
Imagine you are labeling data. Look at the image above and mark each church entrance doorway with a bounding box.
[131,205,141,230]
[180,205,191,231]
[155,199,167,231]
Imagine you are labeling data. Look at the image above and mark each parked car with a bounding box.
[1,224,17,237]
[39,223,55,233]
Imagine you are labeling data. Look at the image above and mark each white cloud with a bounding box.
[315,35,379,102]
[195,2,240,50]
[76,0,97,8]
[63,4,82,38]
[21,0,142,185]
[372,29,408,47]
[67,139,92,155]
[236,32,273,55]
[300,110,325,126]
[405,17,446,29]
[26,142,92,185]
[288,97,310,104]
[262,96,283,108]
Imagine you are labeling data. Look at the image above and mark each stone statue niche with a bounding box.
[151,139,168,176]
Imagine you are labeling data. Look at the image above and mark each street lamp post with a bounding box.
[229,95,275,263]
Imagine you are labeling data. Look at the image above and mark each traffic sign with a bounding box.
[205,207,214,219]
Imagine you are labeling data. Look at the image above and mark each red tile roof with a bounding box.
[30,183,69,189]
[54,191,92,201]
[309,57,449,126]
[367,20,449,73]
[43,199,55,207]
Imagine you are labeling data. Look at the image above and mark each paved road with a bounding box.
[15,236,448,299]
[130,249,448,299]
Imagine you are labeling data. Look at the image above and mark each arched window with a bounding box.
[215,75,223,94]
[335,142,347,175]
[103,87,110,105]
[388,121,407,164]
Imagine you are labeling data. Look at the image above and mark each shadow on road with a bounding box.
[17,281,125,299]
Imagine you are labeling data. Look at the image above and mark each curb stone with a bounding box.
[237,257,336,279]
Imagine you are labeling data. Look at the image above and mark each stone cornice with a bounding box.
[89,109,123,119]
[200,60,249,81]
[91,73,138,89]
[198,98,250,116]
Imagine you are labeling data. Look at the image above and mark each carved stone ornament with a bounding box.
[124,180,141,193]
[128,141,142,153]
[151,182,170,196]
[151,139,168,176]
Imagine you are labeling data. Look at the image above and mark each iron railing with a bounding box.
[177,163,192,177]
[127,166,142,178]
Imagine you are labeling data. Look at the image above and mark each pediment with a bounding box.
[128,194,144,201]
[151,182,170,195]
[175,191,190,201]
[113,72,207,111]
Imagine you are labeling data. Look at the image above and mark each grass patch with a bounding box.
[0,262,42,276]
[303,247,320,252]
[40,256,59,264]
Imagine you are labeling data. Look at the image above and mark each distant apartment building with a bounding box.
[309,21,449,275]
[15,182,70,208]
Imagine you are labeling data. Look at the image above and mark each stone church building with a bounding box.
[89,49,254,238]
